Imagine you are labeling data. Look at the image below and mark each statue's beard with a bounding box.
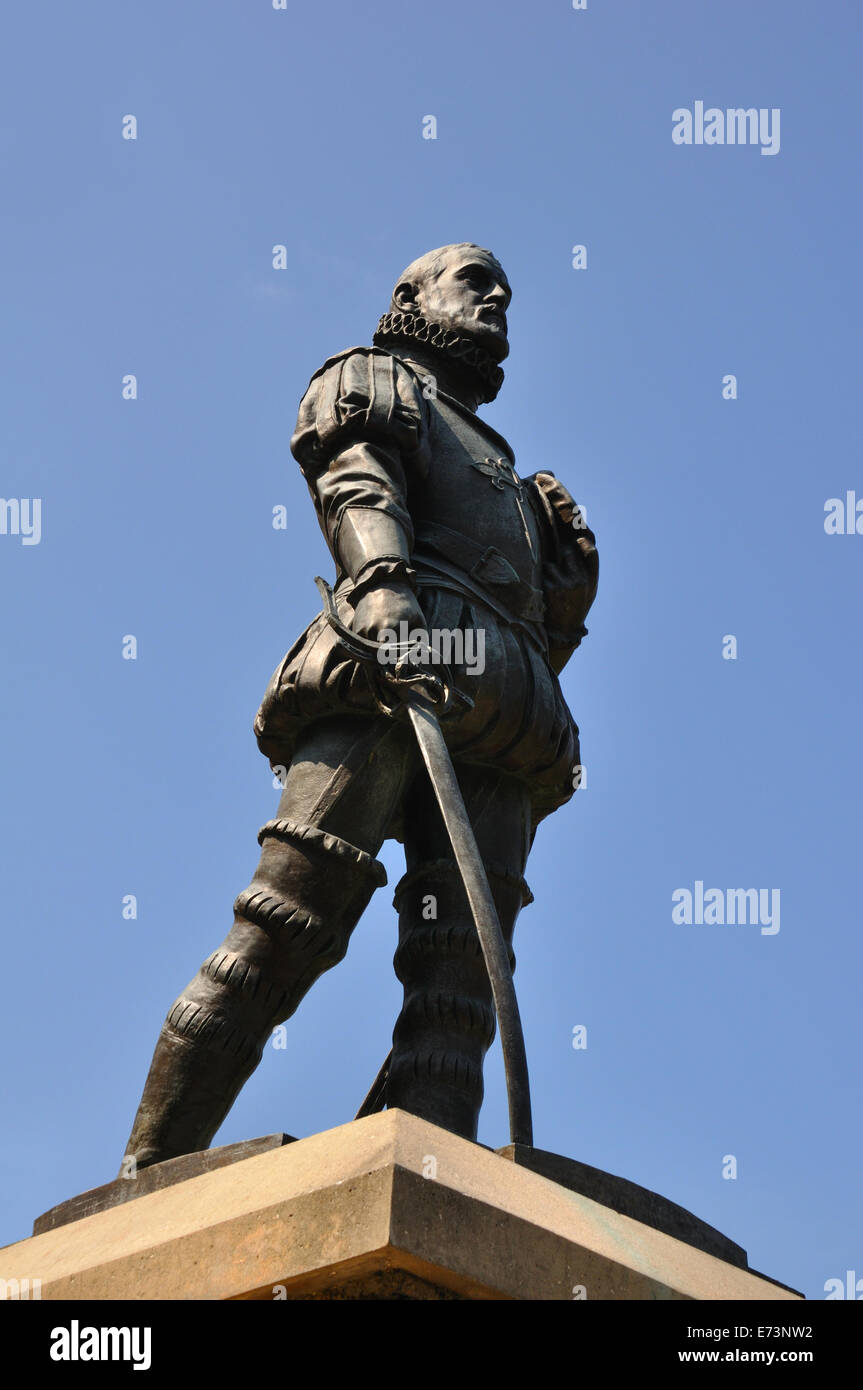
[373,311,505,404]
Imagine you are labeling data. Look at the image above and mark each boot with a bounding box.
[386,856,530,1140]
[122,817,387,1171]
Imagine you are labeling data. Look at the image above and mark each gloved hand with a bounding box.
[527,472,599,673]
[351,581,427,643]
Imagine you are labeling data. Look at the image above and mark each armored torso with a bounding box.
[412,390,542,582]
[254,344,590,827]
[387,357,547,638]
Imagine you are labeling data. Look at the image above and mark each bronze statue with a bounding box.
[123,243,598,1169]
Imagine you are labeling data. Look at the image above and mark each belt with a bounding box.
[413,521,546,625]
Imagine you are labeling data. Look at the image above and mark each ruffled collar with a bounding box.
[373,311,505,404]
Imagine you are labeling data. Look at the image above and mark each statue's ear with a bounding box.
[392,279,420,314]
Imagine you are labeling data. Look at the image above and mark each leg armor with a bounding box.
[387,766,533,1140]
[123,716,415,1169]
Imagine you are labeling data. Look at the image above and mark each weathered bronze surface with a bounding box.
[122,244,598,1171]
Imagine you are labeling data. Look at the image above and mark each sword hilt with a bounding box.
[314,577,473,719]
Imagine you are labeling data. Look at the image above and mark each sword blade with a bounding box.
[406,700,533,1147]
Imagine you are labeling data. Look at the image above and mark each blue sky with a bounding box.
[1,0,860,1300]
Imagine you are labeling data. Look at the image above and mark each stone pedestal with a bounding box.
[0,1110,801,1300]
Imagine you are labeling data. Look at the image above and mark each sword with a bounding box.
[314,578,534,1147]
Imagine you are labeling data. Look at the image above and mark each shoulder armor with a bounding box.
[291,346,429,466]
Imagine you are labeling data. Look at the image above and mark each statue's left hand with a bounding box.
[527,472,598,665]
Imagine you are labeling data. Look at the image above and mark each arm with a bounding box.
[290,347,430,641]
[524,471,599,675]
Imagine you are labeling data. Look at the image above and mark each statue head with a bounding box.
[387,244,511,364]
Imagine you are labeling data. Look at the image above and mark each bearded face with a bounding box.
[393,246,511,363]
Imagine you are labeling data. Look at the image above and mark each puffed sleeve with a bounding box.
[290,347,431,573]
